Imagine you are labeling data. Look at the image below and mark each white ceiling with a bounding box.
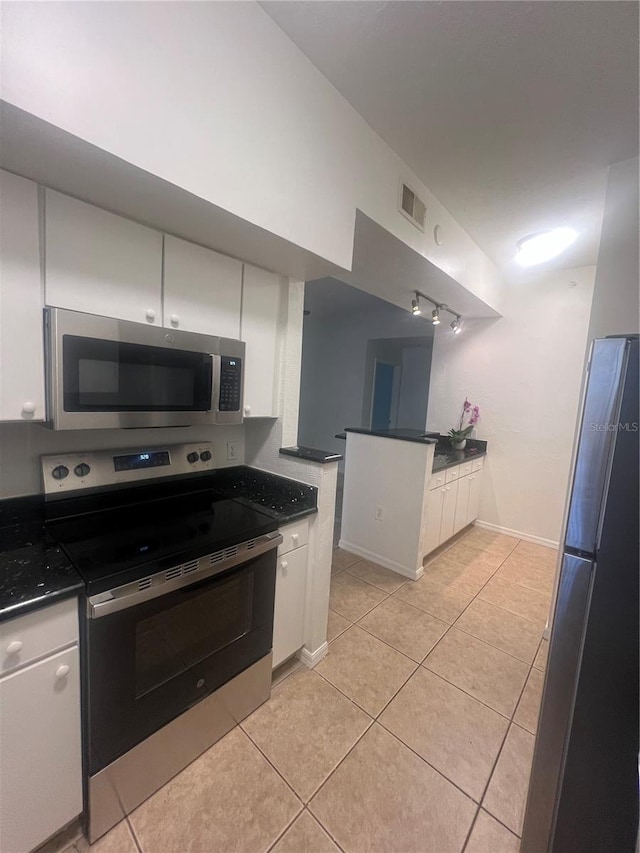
[262,1,639,276]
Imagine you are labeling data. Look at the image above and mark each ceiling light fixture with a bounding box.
[410,291,463,335]
[515,227,577,267]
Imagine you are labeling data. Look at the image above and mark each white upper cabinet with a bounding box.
[0,170,45,422]
[241,264,282,418]
[163,235,242,337]
[44,189,162,324]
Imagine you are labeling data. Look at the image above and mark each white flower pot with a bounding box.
[451,439,467,450]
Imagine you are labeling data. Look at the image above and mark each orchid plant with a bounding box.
[448,398,480,443]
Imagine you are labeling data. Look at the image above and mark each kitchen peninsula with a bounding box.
[339,428,487,580]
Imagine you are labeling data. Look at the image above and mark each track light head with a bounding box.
[411,297,422,316]
[431,307,441,325]
[450,317,462,335]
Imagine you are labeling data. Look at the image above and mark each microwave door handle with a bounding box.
[210,354,221,413]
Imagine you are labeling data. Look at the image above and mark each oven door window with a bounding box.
[62,335,213,411]
[135,573,252,698]
[87,552,276,774]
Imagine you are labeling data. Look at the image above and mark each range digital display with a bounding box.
[113,450,171,472]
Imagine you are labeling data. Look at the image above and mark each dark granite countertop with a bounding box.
[209,465,318,522]
[0,466,317,624]
[279,446,343,464]
[0,496,83,626]
[432,443,487,472]
[343,427,439,444]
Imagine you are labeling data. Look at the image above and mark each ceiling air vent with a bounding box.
[399,181,426,232]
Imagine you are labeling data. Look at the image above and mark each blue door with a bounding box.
[371,361,395,430]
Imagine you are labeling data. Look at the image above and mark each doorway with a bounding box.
[370,360,398,430]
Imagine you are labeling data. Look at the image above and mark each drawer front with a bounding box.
[0,597,79,676]
[459,461,473,478]
[472,457,485,472]
[429,471,446,491]
[445,466,460,483]
[278,518,310,556]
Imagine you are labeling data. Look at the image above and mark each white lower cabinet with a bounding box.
[424,459,485,556]
[439,479,459,543]
[0,646,82,853]
[272,520,309,669]
[467,472,482,525]
[453,474,473,535]
[423,486,445,556]
[0,644,82,853]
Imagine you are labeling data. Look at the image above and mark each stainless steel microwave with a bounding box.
[44,307,244,430]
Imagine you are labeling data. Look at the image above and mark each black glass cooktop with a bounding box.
[47,488,278,595]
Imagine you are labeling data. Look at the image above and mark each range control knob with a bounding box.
[199,450,212,462]
[186,451,199,464]
[74,463,91,478]
[51,465,69,481]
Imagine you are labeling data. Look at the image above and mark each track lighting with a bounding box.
[410,291,462,335]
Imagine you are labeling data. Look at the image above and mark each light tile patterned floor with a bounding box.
[52,527,554,853]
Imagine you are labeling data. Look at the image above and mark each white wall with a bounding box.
[427,265,596,544]
[298,283,434,456]
[588,157,639,341]
[0,1,504,312]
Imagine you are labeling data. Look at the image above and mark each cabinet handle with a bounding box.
[55,664,70,680]
[170,314,180,328]
[6,640,23,655]
[243,405,251,417]
[280,561,288,572]
[145,308,156,323]
[22,402,36,416]
[291,533,299,544]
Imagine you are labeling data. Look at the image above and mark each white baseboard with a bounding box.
[297,641,328,668]
[337,539,423,581]
[473,520,559,550]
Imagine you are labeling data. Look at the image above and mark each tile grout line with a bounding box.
[125,816,144,853]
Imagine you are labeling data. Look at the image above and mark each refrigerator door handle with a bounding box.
[565,337,629,554]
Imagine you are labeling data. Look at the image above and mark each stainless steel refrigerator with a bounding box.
[521,335,639,853]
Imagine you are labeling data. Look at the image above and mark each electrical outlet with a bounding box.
[227,441,238,461]
[375,505,384,522]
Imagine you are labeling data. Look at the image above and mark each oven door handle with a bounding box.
[87,531,283,619]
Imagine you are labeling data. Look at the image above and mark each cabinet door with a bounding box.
[440,479,459,543]
[45,190,162,324]
[453,475,472,535]
[163,235,241,337]
[423,486,445,556]
[241,264,282,418]
[0,647,82,853]
[272,545,308,668]
[0,170,46,422]
[467,471,483,525]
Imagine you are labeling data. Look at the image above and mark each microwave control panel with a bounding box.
[218,356,242,412]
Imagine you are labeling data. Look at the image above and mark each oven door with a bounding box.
[86,549,277,775]
[45,307,219,429]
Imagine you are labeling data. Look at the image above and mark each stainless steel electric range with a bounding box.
[42,442,282,843]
